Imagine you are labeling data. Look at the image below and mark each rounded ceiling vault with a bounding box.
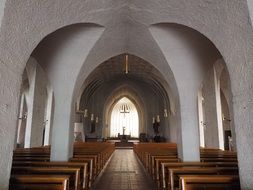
[80,54,171,107]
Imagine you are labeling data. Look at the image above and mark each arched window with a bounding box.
[110,97,139,138]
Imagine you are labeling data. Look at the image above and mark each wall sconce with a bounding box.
[164,109,168,117]
[152,117,155,123]
[222,113,231,122]
[24,112,27,119]
[91,114,94,121]
[18,112,27,120]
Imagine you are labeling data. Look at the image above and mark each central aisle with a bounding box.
[91,149,158,190]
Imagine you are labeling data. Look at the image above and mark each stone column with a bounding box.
[43,89,53,145]
[177,89,200,161]
[24,58,47,148]
[202,68,221,149]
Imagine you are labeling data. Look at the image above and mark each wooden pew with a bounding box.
[9,175,70,190]
[168,167,238,190]
[73,142,115,176]
[12,161,88,190]
[133,143,177,166]
[69,157,94,188]
[73,154,99,177]
[154,158,180,186]
[160,162,238,190]
[12,157,50,162]
[11,167,80,190]
[133,143,239,190]
[179,175,240,190]
[201,157,237,162]
[133,142,179,189]
[11,142,115,189]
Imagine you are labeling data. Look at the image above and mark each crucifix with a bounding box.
[120,104,130,117]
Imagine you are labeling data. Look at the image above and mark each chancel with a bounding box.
[1,1,253,190]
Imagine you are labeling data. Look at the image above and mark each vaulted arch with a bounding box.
[0,1,253,189]
[103,85,146,139]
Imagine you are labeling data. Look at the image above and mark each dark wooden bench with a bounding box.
[154,158,180,185]
[11,167,80,190]
[200,157,237,162]
[168,167,238,190]
[12,161,88,190]
[160,162,238,189]
[9,175,70,190]
[11,142,114,189]
[69,157,94,188]
[179,175,240,190]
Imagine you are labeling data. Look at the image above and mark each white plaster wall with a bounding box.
[0,49,22,189]
[0,0,253,188]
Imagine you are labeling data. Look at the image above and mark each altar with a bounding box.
[118,134,131,142]
[118,126,131,142]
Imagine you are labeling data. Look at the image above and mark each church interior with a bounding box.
[1,1,253,189]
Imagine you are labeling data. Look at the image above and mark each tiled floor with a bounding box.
[91,149,157,190]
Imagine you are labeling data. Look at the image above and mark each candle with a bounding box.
[157,115,160,122]
[152,117,155,123]
[91,114,94,121]
[96,116,99,123]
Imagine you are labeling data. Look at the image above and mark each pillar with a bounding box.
[202,67,222,149]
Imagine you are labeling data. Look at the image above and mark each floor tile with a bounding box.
[91,149,157,190]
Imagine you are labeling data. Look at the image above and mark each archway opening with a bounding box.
[110,97,139,138]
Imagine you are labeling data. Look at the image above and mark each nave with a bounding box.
[91,149,157,190]
[9,142,240,190]
[2,1,253,189]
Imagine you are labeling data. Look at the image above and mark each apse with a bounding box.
[110,97,139,138]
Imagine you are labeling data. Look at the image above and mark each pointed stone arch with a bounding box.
[103,85,146,139]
